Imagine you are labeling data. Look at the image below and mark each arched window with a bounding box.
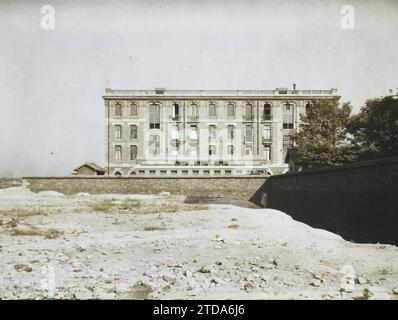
[149,104,160,129]
[115,102,122,116]
[283,103,294,129]
[227,103,235,118]
[114,171,122,176]
[208,102,217,117]
[245,103,253,121]
[263,103,271,120]
[130,103,138,116]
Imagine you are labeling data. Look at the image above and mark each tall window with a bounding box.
[227,103,235,118]
[264,146,271,161]
[245,103,253,121]
[149,104,160,129]
[305,103,312,114]
[130,103,138,116]
[283,103,294,129]
[115,102,122,116]
[172,103,180,119]
[171,125,179,141]
[130,145,137,160]
[227,145,234,156]
[209,125,216,140]
[115,125,122,139]
[130,125,137,139]
[209,145,216,156]
[189,125,198,140]
[150,135,160,156]
[263,124,271,141]
[227,125,234,140]
[283,135,293,159]
[245,125,253,143]
[245,144,253,156]
[191,103,197,116]
[263,103,271,120]
[115,145,122,160]
[209,102,216,117]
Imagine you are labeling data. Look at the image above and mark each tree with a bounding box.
[348,96,398,160]
[292,99,356,169]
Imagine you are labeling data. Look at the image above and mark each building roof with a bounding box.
[103,87,339,99]
[73,162,105,173]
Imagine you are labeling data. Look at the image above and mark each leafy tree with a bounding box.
[292,99,356,169]
[348,96,398,160]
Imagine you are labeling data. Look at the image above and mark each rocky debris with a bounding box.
[392,287,398,295]
[355,276,368,285]
[363,286,391,300]
[14,264,32,272]
[243,282,255,291]
[198,266,211,274]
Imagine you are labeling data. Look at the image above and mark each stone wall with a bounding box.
[24,176,266,200]
[250,156,398,245]
[0,178,22,189]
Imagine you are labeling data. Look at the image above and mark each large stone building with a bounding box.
[102,87,339,176]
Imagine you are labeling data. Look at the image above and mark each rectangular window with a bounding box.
[227,125,234,140]
[264,124,271,140]
[283,134,293,159]
[264,146,271,161]
[209,145,216,156]
[245,145,253,156]
[115,125,122,139]
[130,125,137,139]
[130,103,137,116]
[149,104,160,129]
[150,135,160,156]
[189,125,198,140]
[283,103,294,129]
[227,145,234,156]
[115,145,122,160]
[245,125,253,143]
[130,145,137,160]
[115,103,122,116]
[245,104,253,121]
[209,125,216,140]
[209,103,216,117]
[263,104,271,120]
[227,103,235,118]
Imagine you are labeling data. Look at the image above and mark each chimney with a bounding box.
[293,83,296,91]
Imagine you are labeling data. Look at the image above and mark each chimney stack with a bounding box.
[293,83,296,91]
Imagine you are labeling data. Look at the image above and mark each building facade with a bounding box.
[103,87,339,176]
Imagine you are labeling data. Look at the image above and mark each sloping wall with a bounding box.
[250,157,398,245]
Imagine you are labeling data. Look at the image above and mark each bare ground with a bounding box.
[0,186,397,300]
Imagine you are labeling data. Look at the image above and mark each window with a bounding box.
[190,146,198,157]
[245,144,253,156]
[209,145,216,156]
[115,102,122,116]
[130,125,137,139]
[171,125,179,141]
[115,145,122,160]
[209,125,216,140]
[130,145,137,160]
[149,104,160,129]
[263,124,271,141]
[305,103,312,114]
[227,103,235,118]
[283,134,293,159]
[191,103,197,116]
[189,125,198,140]
[130,103,138,116]
[114,125,122,139]
[227,125,234,140]
[263,103,271,120]
[227,145,234,156]
[245,125,253,143]
[245,103,253,121]
[209,102,216,117]
[150,135,160,156]
[283,103,294,129]
[172,103,180,119]
[264,146,271,161]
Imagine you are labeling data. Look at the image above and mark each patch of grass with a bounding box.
[0,208,48,217]
[228,224,240,229]
[88,199,115,212]
[119,199,141,210]
[143,225,166,232]
[10,226,63,239]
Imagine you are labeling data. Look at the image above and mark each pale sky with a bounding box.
[0,0,397,176]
